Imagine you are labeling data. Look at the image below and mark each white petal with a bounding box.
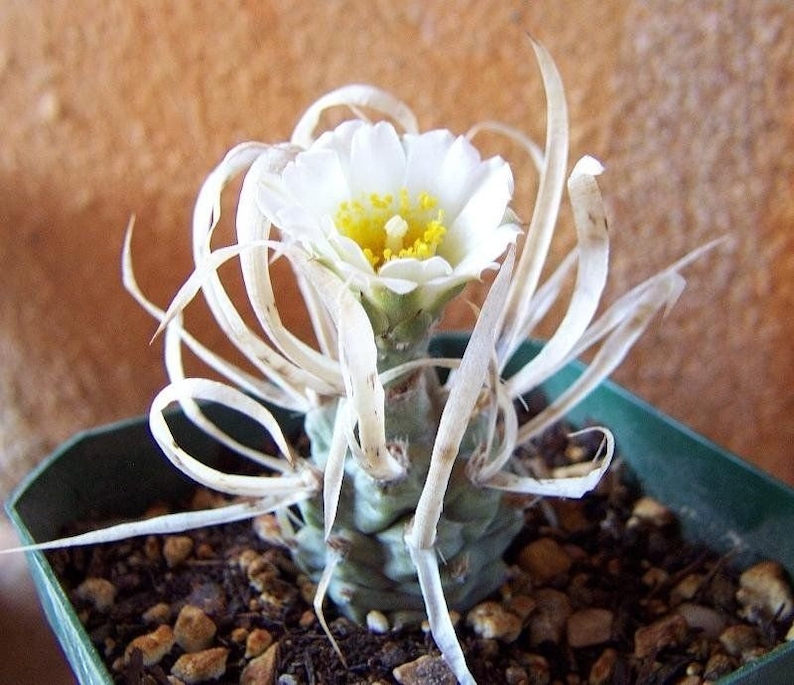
[281,148,351,219]
[348,121,406,196]
[378,255,453,284]
[443,159,515,264]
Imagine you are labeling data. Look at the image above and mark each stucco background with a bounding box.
[1,2,792,682]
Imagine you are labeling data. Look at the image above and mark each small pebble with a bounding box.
[551,499,591,534]
[719,624,760,657]
[170,647,229,684]
[518,653,551,684]
[675,603,726,639]
[505,665,529,684]
[253,514,283,542]
[163,535,194,568]
[703,652,735,680]
[528,588,572,646]
[241,643,279,685]
[143,536,161,561]
[245,628,274,658]
[174,605,217,653]
[634,613,688,658]
[298,609,316,628]
[567,608,614,648]
[466,601,523,642]
[671,573,703,605]
[517,537,572,584]
[393,654,456,685]
[75,577,117,611]
[629,496,674,527]
[142,602,171,625]
[297,574,317,604]
[588,648,618,685]
[191,488,226,510]
[504,593,536,620]
[237,549,260,571]
[736,560,794,623]
[367,609,390,634]
[124,624,175,666]
[641,567,670,589]
[247,557,278,591]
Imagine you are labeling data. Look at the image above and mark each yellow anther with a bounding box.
[334,188,447,270]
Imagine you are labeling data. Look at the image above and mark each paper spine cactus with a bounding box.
[14,39,718,684]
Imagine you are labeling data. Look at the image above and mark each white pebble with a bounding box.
[366,609,390,634]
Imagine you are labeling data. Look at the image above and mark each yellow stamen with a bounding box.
[334,189,447,270]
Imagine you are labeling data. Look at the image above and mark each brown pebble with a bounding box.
[244,628,273,658]
[629,496,674,527]
[194,542,215,559]
[466,601,523,642]
[641,567,670,589]
[247,556,278,591]
[297,574,317,604]
[504,594,536,621]
[191,488,226,510]
[252,514,283,542]
[528,588,572,646]
[567,608,613,648]
[143,535,161,561]
[505,665,529,684]
[675,603,726,639]
[518,537,572,584]
[588,647,618,685]
[124,624,175,666]
[518,653,551,684]
[231,627,249,644]
[141,602,170,625]
[171,647,229,683]
[704,652,736,680]
[634,613,688,658]
[75,577,117,611]
[240,642,278,685]
[719,624,760,656]
[551,499,591,534]
[736,560,794,623]
[298,609,316,628]
[671,573,703,605]
[163,535,194,568]
[174,605,217,653]
[393,654,456,685]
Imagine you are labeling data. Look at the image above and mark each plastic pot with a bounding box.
[7,334,794,684]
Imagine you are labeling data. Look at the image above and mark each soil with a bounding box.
[47,408,790,685]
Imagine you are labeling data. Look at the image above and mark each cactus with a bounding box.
[11,39,719,684]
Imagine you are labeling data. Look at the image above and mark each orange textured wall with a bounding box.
[1,0,792,498]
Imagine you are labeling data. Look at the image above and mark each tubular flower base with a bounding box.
[9,39,719,685]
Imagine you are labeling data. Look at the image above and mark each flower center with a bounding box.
[334,189,447,270]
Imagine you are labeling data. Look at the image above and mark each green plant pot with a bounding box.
[6,334,794,684]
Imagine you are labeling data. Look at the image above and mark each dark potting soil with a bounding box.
[47,407,790,685]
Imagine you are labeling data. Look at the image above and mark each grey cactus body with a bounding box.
[294,370,524,625]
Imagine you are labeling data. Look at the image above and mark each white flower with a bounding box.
[257,120,520,313]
